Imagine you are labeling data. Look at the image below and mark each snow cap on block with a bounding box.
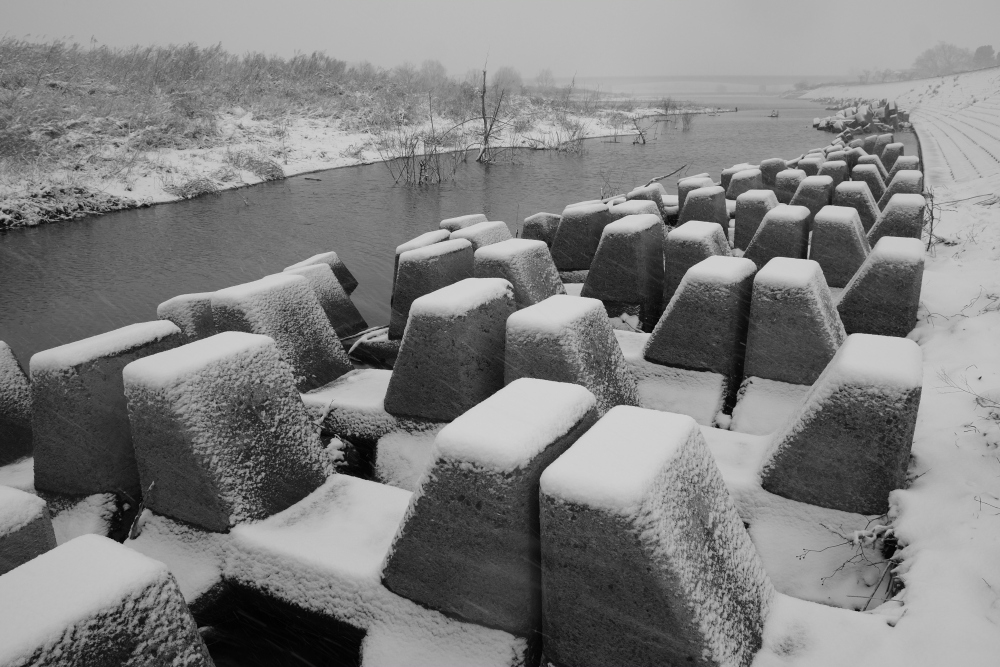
[474,238,565,309]
[396,229,451,257]
[837,236,924,338]
[678,185,728,227]
[449,220,512,250]
[30,320,180,373]
[0,485,45,538]
[283,250,359,294]
[878,170,923,210]
[0,485,56,575]
[410,276,512,319]
[440,213,488,232]
[868,193,926,245]
[157,292,217,341]
[122,331,272,390]
[726,169,764,199]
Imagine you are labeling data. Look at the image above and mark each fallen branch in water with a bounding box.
[645,164,688,186]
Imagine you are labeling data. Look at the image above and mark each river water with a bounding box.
[0,97,916,365]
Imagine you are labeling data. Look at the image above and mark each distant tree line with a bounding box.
[852,42,999,85]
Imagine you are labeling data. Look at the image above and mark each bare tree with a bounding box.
[973,45,996,69]
[913,42,973,77]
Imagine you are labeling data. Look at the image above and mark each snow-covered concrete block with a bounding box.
[880,142,905,172]
[0,343,31,466]
[550,202,612,270]
[873,133,894,160]
[30,321,184,497]
[609,198,662,223]
[817,159,848,189]
[393,229,451,288]
[789,174,834,226]
[385,279,515,422]
[857,153,889,182]
[730,377,812,435]
[734,189,779,250]
[833,180,881,232]
[878,170,924,210]
[440,213,487,232]
[505,295,639,415]
[677,176,715,214]
[887,155,920,183]
[123,331,329,532]
[847,138,864,149]
[474,238,565,309]
[284,250,359,295]
[522,212,561,247]
[0,534,211,665]
[743,204,811,268]
[825,150,847,164]
[663,220,731,305]
[861,134,879,154]
[797,156,823,177]
[774,168,806,204]
[581,214,664,329]
[645,256,755,382]
[868,193,926,246]
[539,407,773,667]
[758,158,787,189]
[809,205,871,288]
[760,334,922,514]
[851,164,886,202]
[721,163,753,191]
[678,185,728,227]
[212,273,352,391]
[389,238,474,339]
[284,263,368,337]
[727,168,764,200]
[844,146,867,171]
[837,237,924,337]
[744,258,846,386]
[156,292,216,342]
[449,220,512,251]
[0,486,55,575]
[382,379,598,637]
[625,184,666,217]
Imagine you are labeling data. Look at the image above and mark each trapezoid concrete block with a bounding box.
[449,220,512,250]
[212,273,352,391]
[505,295,639,416]
[156,292,217,342]
[872,133,894,160]
[662,219,731,305]
[609,198,662,223]
[382,378,598,637]
[742,204,811,268]
[837,236,924,337]
[284,263,368,338]
[440,213,488,232]
[887,155,920,184]
[847,138,864,149]
[389,238,474,339]
[726,168,764,200]
[0,486,56,575]
[759,158,788,189]
[878,170,924,210]
[868,193,926,245]
[385,278,516,422]
[857,153,889,182]
[123,331,329,532]
[760,334,922,514]
[789,175,834,227]
[774,169,806,204]
[817,159,848,190]
[0,343,32,466]
[30,320,184,497]
[393,229,452,289]
[734,189,779,250]
[284,250,359,295]
[797,157,823,177]
[677,176,715,216]
[880,143,905,172]
[809,205,871,288]
[474,238,566,309]
[851,164,886,202]
[522,212,562,247]
[844,147,867,171]
[833,180,881,232]
[721,163,753,192]
[678,185,728,228]
[539,407,774,667]
[625,184,666,217]
[744,258,846,386]
[551,202,613,271]
[862,134,878,154]
[825,150,847,164]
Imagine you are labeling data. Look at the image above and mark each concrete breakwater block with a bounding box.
[625,184,666,217]
[789,175,834,226]
[284,250,359,295]
[505,295,639,415]
[386,278,515,422]
[837,237,924,337]
[581,214,665,329]
[847,138,864,149]
[774,168,806,204]
[721,163,753,191]
[0,535,212,666]
[645,256,756,382]
[797,156,824,177]
[817,159,848,189]
[609,198,662,222]
[212,273,352,391]
[662,220,731,305]
[887,155,920,183]
[382,379,598,637]
[844,147,867,171]
[726,168,764,200]
[759,158,787,189]
[539,407,774,667]
[157,292,218,345]
[760,334,922,514]
[881,142,905,172]
[284,263,368,338]
[475,238,565,309]
[393,229,451,288]
[30,320,183,497]
[735,190,778,250]
[825,150,847,163]
[0,486,56,575]
[677,176,715,214]
[389,238,474,339]
[0,343,32,465]
[678,185,728,227]
[878,170,924,210]
[833,181,881,232]
[851,164,886,202]
[873,133,894,160]
[809,205,871,288]
[743,204,811,268]
[862,134,879,154]
[551,202,612,271]
[744,258,846,386]
[868,193,926,245]
[123,332,329,532]
[440,213,488,232]
[449,220,512,250]
[522,212,562,247]
[857,153,889,181]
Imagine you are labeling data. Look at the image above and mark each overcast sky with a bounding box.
[4,0,1000,79]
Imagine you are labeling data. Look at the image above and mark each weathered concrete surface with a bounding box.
[878,170,924,210]
[789,175,834,227]
[721,163,753,192]
[857,154,889,182]
[393,229,451,288]
[852,164,886,202]
[678,185,728,228]
[759,158,788,189]
[283,263,368,338]
[887,155,920,184]
[0,343,32,465]
[809,205,871,288]
[797,157,824,177]
[390,238,474,339]
[774,169,806,204]
[742,204,811,268]
[662,220,731,305]
[837,237,924,338]
[474,238,565,309]
[677,176,715,215]
[551,202,612,271]
[156,292,217,342]
[868,193,926,245]
[734,190,779,250]
[726,169,764,200]
[833,180,881,232]
[284,250,359,295]
[817,160,848,190]
[522,212,562,247]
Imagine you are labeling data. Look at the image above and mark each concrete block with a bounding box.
[743,204,811,268]
[721,163,753,191]
[0,486,56,575]
[284,263,368,338]
[774,168,806,204]
[505,295,639,415]
[887,155,920,184]
[0,535,211,665]
[625,184,666,217]
[862,134,878,154]
[123,331,329,532]
[789,175,834,227]
[857,154,889,183]
[837,237,924,337]
[389,238,474,339]
[663,220,731,305]
[539,407,774,667]
[852,164,886,202]
[677,176,715,215]
[809,205,871,288]
[734,189,779,250]
[609,198,662,223]
[759,158,788,189]
[844,147,867,171]
[449,220,512,250]
[385,278,515,421]
[382,378,598,636]
[440,213,488,232]
[825,150,847,163]
[0,343,31,466]
[474,238,566,308]
[816,159,848,189]
[212,273,352,391]
[873,133,894,160]
[847,138,864,149]
[868,193,926,245]
[156,292,216,342]
[30,321,184,497]
[880,143,905,172]
[678,185,728,227]
[760,334,922,514]
[797,157,823,177]
[551,202,612,271]
[878,170,924,210]
[744,258,846,385]
[522,212,562,247]
[833,180,881,232]
[393,229,452,288]
[726,168,764,200]
[581,214,665,329]
[284,250,359,295]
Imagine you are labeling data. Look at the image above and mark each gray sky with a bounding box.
[4,0,1000,78]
